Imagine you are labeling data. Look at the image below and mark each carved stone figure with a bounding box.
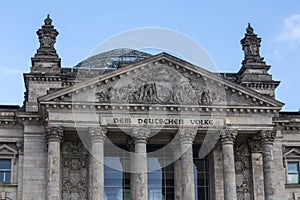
[94,63,229,106]
[200,90,212,105]
[138,82,158,102]
[235,143,252,200]
[61,142,89,200]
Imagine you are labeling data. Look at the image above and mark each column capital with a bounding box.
[178,128,197,144]
[132,127,150,144]
[46,126,63,143]
[88,127,107,143]
[220,129,238,145]
[259,130,276,145]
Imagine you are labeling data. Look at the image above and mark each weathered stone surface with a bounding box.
[259,130,277,200]
[235,143,252,200]
[220,129,238,200]
[132,127,150,200]
[89,127,107,200]
[178,128,197,200]
[61,142,88,200]
[46,127,63,200]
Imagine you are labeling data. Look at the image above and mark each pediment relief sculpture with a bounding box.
[94,63,226,105]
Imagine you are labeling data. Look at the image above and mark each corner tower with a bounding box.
[24,15,63,112]
[237,23,280,98]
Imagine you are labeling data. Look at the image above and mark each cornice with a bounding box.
[39,101,281,115]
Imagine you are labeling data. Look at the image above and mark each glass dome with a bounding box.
[74,48,152,70]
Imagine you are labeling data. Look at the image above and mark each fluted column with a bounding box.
[259,130,276,200]
[178,128,197,200]
[89,127,107,200]
[220,129,237,200]
[46,127,63,200]
[132,127,150,200]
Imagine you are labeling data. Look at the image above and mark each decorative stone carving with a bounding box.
[132,127,150,144]
[178,128,197,144]
[16,142,24,156]
[241,23,264,63]
[31,15,61,72]
[94,63,226,105]
[235,143,252,200]
[258,130,276,145]
[220,129,238,145]
[35,15,59,57]
[88,127,107,143]
[61,142,89,200]
[46,126,63,143]
[200,89,212,105]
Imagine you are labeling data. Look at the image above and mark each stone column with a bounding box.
[171,139,182,200]
[89,127,107,200]
[132,127,150,200]
[127,137,136,200]
[220,129,237,200]
[178,128,197,200]
[248,136,265,200]
[259,130,276,200]
[46,127,63,200]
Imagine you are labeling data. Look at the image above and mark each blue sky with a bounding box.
[0,0,299,111]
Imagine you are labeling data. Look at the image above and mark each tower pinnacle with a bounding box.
[237,23,280,98]
[31,15,61,73]
[240,23,264,64]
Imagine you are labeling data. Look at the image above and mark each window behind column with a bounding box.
[193,144,210,200]
[147,144,174,200]
[104,144,130,200]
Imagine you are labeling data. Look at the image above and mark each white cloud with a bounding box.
[278,14,300,44]
[0,66,22,75]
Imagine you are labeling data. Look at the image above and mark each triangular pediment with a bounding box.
[284,148,300,158]
[39,53,284,109]
[0,144,18,156]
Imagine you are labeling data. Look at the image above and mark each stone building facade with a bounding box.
[0,16,299,200]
